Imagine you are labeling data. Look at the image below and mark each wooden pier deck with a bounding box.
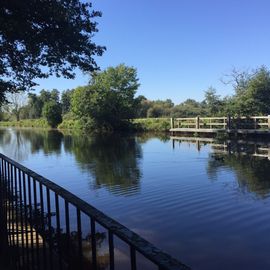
[170,116,270,135]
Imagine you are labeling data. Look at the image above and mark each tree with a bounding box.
[27,93,43,119]
[204,87,223,116]
[6,92,27,121]
[0,0,105,103]
[39,89,59,103]
[61,89,73,114]
[223,66,270,116]
[50,89,60,103]
[71,64,140,131]
[147,106,164,118]
[172,99,205,117]
[144,99,174,118]
[42,102,62,128]
[134,95,149,118]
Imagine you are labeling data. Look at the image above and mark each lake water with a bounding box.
[0,128,270,270]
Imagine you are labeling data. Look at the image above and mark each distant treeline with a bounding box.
[137,66,270,118]
[1,65,270,131]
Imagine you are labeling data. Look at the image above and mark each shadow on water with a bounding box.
[0,128,143,196]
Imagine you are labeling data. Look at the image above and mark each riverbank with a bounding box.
[0,118,171,132]
[0,119,49,128]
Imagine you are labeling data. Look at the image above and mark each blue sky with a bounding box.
[36,0,270,104]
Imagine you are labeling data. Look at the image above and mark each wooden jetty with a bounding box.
[170,116,270,134]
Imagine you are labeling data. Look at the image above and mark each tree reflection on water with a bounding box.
[0,128,143,196]
[207,152,270,198]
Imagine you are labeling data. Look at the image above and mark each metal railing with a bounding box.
[0,153,190,270]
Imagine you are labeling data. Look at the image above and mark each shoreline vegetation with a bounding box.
[0,118,171,132]
[2,65,270,134]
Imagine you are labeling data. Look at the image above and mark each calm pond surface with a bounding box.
[1,128,270,270]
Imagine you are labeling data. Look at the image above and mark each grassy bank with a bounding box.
[0,118,171,132]
[0,119,50,128]
[132,118,170,131]
[59,118,171,131]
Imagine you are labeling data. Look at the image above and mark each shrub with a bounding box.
[42,102,62,128]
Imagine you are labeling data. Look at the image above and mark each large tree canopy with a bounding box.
[0,0,105,103]
[71,64,140,131]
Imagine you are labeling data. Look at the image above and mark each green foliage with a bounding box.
[42,102,62,128]
[61,89,73,114]
[134,95,150,118]
[27,93,43,118]
[0,119,49,128]
[172,99,205,117]
[133,118,171,131]
[58,119,81,130]
[0,0,105,103]
[203,87,224,116]
[2,64,270,132]
[71,64,140,131]
[225,66,270,116]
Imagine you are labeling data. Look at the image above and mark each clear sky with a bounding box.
[36,0,270,104]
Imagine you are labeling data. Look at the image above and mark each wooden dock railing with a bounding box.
[170,115,270,133]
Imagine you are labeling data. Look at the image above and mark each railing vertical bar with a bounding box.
[55,194,63,270]
[64,201,70,268]
[27,174,34,269]
[4,161,8,235]
[130,246,137,270]
[76,208,83,269]
[10,163,15,248]
[18,169,25,268]
[46,187,53,270]
[108,230,115,270]
[22,172,30,267]
[33,178,40,269]
[3,160,7,244]
[7,161,11,246]
[14,166,20,268]
[3,160,6,237]
[39,182,47,270]
[90,218,97,269]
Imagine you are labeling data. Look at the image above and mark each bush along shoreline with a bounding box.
[0,119,50,128]
[0,118,172,132]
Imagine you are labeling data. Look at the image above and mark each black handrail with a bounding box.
[0,153,191,270]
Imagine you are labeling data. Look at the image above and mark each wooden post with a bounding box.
[227,115,231,130]
[170,118,174,129]
[196,140,201,151]
[268,115,270,129]
[195,116,200,129]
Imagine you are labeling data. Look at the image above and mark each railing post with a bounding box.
[195,116,200,129]
[227,115,231,129]
[0,160,9,268]
[268,115,270,129]
[170,118,174,129]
